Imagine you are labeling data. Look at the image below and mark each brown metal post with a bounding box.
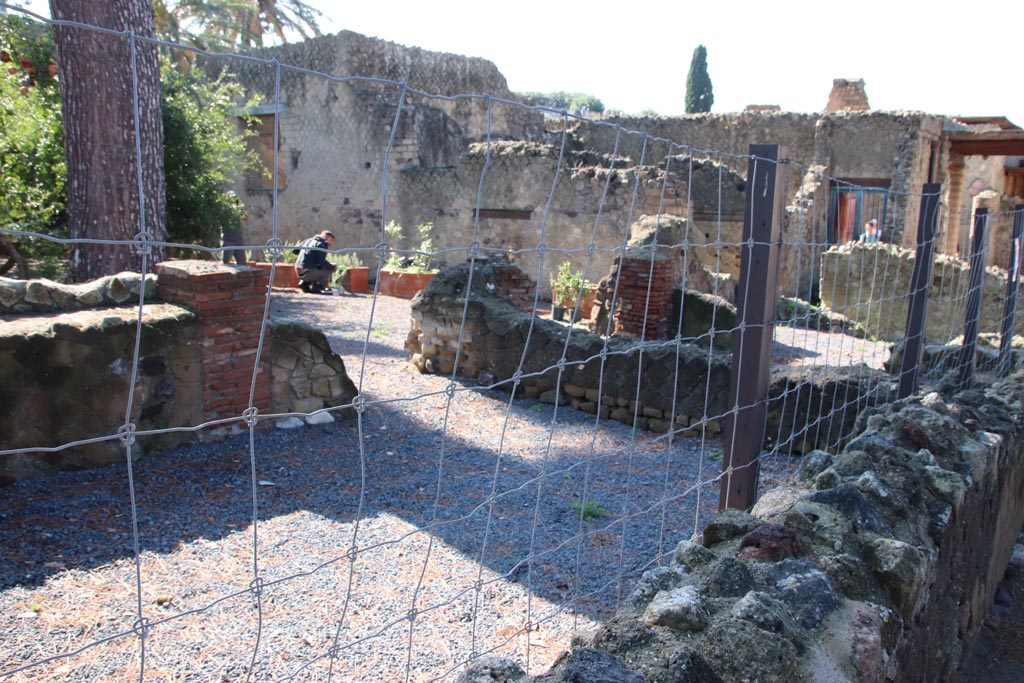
[997,205,1024,377]
[719,145,788,512]
[957,208,989,391]
[897,184,941,399]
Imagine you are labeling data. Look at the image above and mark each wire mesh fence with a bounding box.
[2,9,1023,683]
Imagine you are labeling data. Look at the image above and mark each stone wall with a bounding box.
[406,262,891,452]
[0,272,156,313]
[224,30,545,259]
[820,242,1024,343]
[458,375,1024,683]
[0,264,357,485]
[393,146,747,301]
[0,302,202,484]
[581,112,821,189]
[224,30,953,305]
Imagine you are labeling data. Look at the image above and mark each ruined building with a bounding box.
[225,31,1024,301]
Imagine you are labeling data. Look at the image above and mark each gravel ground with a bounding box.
[0,289,893,682]
[0,290,746,683]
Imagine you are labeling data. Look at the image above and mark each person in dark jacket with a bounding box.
[221,194,248,266]
[293,230,337,294]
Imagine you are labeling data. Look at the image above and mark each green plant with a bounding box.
[549,260,592,309]
[519,91,605,115]
[0,15,67,272]
[384,220,436,273]
[162,57,260,250]
[571,499,609,521]
[330,251,363,271]
[685,44,714,114]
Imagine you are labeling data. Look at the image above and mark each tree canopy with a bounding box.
[153,0,323,50]
[519,91,605,116]
[685,44,714,114]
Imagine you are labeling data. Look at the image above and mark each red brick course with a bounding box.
[156,262,272,421]
[611,257,675,339]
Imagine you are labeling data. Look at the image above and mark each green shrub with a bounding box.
[384,220,437,273]
[571,499,610,521]
[550,260,592,309]
[161,58,260,250]
[0,15,66,273]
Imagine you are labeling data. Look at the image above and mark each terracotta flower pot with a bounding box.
[340,266,369,293]
[378,270,436,299]
[247,261,300,289]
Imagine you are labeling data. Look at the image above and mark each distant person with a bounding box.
[221,193,248,265]
[859,218,881,243]
[293,230,337,294]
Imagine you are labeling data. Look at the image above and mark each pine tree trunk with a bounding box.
[50,0,166,282]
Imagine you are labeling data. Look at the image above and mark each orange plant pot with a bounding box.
[247,261,300,289]
[340,266,369,293]
[378,270,436,299]
[579,289,598,319]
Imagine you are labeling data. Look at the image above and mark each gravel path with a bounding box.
[1,290,758,683]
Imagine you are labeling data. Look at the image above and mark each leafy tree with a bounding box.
[568,93,604,116]
[685,44,714,114]
[0,14,66,276]
[1,12,259,278]
[519,91,605,115]
[161,58,258,248]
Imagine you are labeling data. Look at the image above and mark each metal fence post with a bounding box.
[719,145,788,511]
[897,184,941,399]
[998,205,1024,378]
[957,208,989,391]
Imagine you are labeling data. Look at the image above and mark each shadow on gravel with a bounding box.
[0,379,714,622]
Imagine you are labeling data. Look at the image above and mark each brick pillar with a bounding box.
[155,260,272,421]
[612,256,675,339]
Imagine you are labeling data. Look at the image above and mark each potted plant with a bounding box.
[378,221,439,299]
[332,252,369,293]
[549,260,592,322]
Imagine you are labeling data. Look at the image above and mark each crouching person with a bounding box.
[293,230,337,294]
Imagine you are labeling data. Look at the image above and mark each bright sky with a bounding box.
[16,0,1024,126]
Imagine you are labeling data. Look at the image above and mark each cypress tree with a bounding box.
[685,44,714,114]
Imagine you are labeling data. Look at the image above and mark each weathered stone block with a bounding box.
[865,538,928,619]
[642,585,709,632]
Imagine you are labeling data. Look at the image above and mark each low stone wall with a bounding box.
[0,264,358,485]
[459,375,1024,683]
[268,322,357,415]
[0,272,156,313]
[0,303,202,484]
[820,242,1024,343]
[407,263,891,452]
